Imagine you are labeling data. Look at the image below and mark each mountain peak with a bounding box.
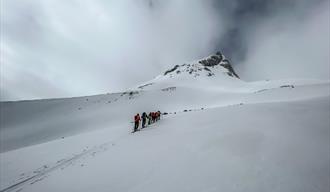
[163,52,240,79]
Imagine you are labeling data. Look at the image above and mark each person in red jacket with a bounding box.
[133,113,141,132]
[152,112,157,122]
[150,112,154,123]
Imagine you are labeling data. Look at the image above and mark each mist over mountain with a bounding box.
[1,0,329,101]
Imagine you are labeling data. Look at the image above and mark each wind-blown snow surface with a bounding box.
[0,61,329,191]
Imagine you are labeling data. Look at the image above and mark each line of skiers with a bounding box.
[133,111,161,133]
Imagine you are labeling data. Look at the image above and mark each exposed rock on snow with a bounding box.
[162,52,239,79]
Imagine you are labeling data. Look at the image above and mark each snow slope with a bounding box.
[1,53,329,192]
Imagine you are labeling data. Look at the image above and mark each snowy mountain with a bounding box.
[136,52,242,91]
[162,52,239,79]
[0,53,329,192]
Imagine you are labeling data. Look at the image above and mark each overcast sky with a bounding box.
[1,0,329,101]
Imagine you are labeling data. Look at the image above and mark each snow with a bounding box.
[0,60,329,192]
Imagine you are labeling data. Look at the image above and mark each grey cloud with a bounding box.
[1,0,223,101]
[1,0,329,101]
[238,1,330,80]
[1,68,68,101]
[213,0,327,62]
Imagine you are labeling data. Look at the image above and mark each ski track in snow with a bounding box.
[0,142,112,192]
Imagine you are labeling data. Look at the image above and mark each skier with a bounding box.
[148,112,152,125]
[157,111,161,120]
[155,111,159,122]
[152,112,156,122]
[133,113,140,133]
[141,112,147,128]
[150,112,153,123]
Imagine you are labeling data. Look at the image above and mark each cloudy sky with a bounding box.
[1,0,329,101]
